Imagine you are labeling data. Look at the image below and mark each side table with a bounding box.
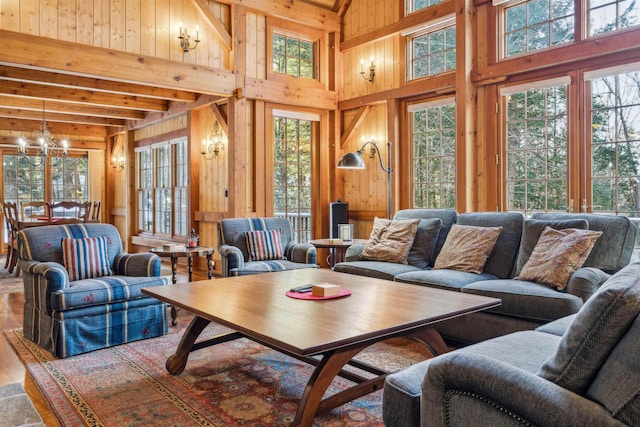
[308,238,368,269]
[150,246,215,325]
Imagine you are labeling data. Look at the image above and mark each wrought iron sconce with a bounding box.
[201,122,226,160]
[359,57,376,82]
[112,154,125,171]
[178,23,200,53]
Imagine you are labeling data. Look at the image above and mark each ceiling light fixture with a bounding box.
[17,100,68,167]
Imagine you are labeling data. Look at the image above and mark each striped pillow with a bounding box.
[62,236,112,281]
[245,230,284,261]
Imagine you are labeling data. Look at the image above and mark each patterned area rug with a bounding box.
[0,255,23,294]
[6,314,433,426]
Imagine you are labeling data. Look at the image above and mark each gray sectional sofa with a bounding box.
[334,209,637,345]
[383,262,640,427]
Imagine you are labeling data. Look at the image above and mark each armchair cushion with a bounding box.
[537,262,640,394]
[62,235,112,281]
[245,229,284,261]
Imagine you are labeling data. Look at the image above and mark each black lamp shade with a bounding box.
[337,152,366,169]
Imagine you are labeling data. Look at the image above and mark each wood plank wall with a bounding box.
[0,0,230,69]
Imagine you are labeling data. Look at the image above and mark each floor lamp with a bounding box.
[337,140,393,219]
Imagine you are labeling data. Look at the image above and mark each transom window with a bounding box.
[502,78,569,214]
[407,0,444,14]
[408,24,456,80]
[409,98,457,208]
[502,0,575,57]
[272,33,315,79]
[135,138,188,238]
[589,0,640,35]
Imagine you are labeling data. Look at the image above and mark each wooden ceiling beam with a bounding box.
[0,29,235,96]
[340,105,371,148]
[190,0,232,51]
[210,103,228,134]
[0,95,145,120]
[0,118,108,137]
[0,108,126,127]
[126,94,224,130]
[0,81,167,111]
[0,66,197,102]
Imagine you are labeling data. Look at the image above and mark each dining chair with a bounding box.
[2,202,20,275]
[20,201,49,221]
[47,201,91,223]
[88,201,101,222]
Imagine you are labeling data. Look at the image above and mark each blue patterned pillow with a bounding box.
[245,230,284,261]
[62,235,112,281]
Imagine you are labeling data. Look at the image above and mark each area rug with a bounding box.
[6,315,433,426]
[0,255,23,294]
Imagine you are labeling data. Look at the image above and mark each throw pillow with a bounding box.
[433,224,503,274]
[361,217,420,264]
[515,218,589,276]
[62,235,112,282]
[537,262,640,394]
[518,227,602,290]
[407,218,442,268]
[245,230,285,261]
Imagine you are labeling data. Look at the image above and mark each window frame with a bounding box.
[404,15,457,82]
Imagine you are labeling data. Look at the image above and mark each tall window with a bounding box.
[3,154,88,213]
[408,23,456,80]
[501,0,575,57]
[588,68,640,219]
[273,114,313,243]
[272,33,316,79]
[502,78,569,214]
[407,0,444,14]
[410,98,456,208]
[135,138,188,238]
[589,0,640,35]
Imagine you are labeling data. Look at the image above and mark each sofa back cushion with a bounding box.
[18,223,122,267]
[516,218,589,276]
[537,262,640,394]
[531,213,637,273]
[457,212,524,278]
[219,217,293,261]
[585,313,640,424]
[394,209,457,265]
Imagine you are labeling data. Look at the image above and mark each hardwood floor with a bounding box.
[0,263,209,426]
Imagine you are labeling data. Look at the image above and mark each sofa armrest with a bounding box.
[113,253,162,277]
[345,243,366,261]
[286,243,317,264]
[219,244,245,277]
[421,352,621,427]
[566,267,612,302]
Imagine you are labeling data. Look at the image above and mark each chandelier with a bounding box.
[17,100,68,167]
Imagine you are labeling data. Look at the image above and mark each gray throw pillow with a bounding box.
[407,218,442,268]
[515,218,589,276]
[537,262,640,394]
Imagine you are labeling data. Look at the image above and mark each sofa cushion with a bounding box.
[406,218,441,268]
[586,313,640,424]
[362,217,420,264]
[516,218,589,275]
[518,227,602,290]
[462,279,584,323]
[245,229,284,261]
[535,314,577,336]
[537,262,640,394]
[62,235,112,281]
[434,224,502,273]
[531,213,637,273]
[457,212,524,278]
[394,269,499,292]
[333,260,424,281]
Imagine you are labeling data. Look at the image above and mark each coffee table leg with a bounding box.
[407,326,449,356]
[293,344,368,427]
[166,316,211,375]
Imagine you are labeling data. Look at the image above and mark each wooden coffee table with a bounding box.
[142,269,500,427]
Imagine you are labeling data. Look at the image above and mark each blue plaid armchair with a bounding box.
[217,217,318,277]
[18,223,171,358]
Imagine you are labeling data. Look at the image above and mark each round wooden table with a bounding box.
[150,246,215,325]
[308,238,368,268]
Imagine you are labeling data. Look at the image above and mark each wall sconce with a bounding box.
[112,154,125,171]
[201,122,226,160]
[178,23,200,53]
[359,57,376,82]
